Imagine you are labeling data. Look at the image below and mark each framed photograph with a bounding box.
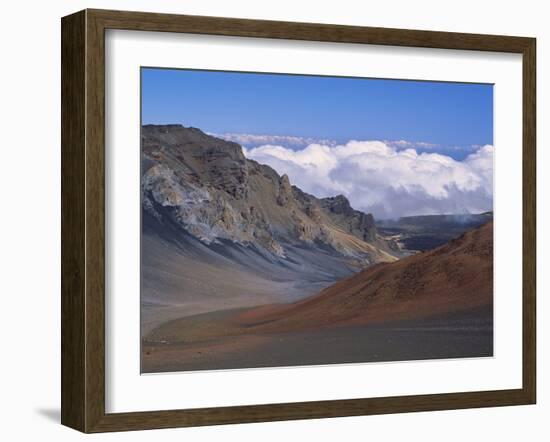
[61,9,536,433]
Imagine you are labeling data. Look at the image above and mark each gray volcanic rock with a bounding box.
[142,124,249,199]
[320,195,377,242]
[276,174,293,207]
[141,124,396,263]
[320,194,354,216]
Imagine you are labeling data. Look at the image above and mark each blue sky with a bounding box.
[141,67,493,160]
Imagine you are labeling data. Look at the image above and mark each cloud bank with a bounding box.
[215,132,482,161]
[243,140,493,219]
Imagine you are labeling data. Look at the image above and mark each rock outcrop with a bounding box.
[142,124,396,265]
[320,195,377,242]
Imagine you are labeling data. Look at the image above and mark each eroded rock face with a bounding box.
[141,125,394,264]
[276,174,294,207]
[321,195,354,216]
[142,124,249,198]
[320,195,378,242]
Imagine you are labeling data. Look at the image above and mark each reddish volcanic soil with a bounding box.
[239,221,493,332]
[142,222,493,373]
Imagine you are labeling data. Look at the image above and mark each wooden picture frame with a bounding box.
[61,8,536,433]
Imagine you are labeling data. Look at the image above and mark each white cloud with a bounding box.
[244,140,494,219]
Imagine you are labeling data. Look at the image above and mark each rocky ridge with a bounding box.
[142,124,395,265]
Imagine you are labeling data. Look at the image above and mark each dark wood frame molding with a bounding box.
[61,8,536,433]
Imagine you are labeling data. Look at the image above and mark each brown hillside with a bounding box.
[238,221,493,331]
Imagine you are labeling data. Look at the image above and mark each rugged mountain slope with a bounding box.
[142,124,395,262]
[235,221,493,332]
[141,124,396,330]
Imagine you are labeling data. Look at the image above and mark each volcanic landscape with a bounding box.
[140,125,493,373]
